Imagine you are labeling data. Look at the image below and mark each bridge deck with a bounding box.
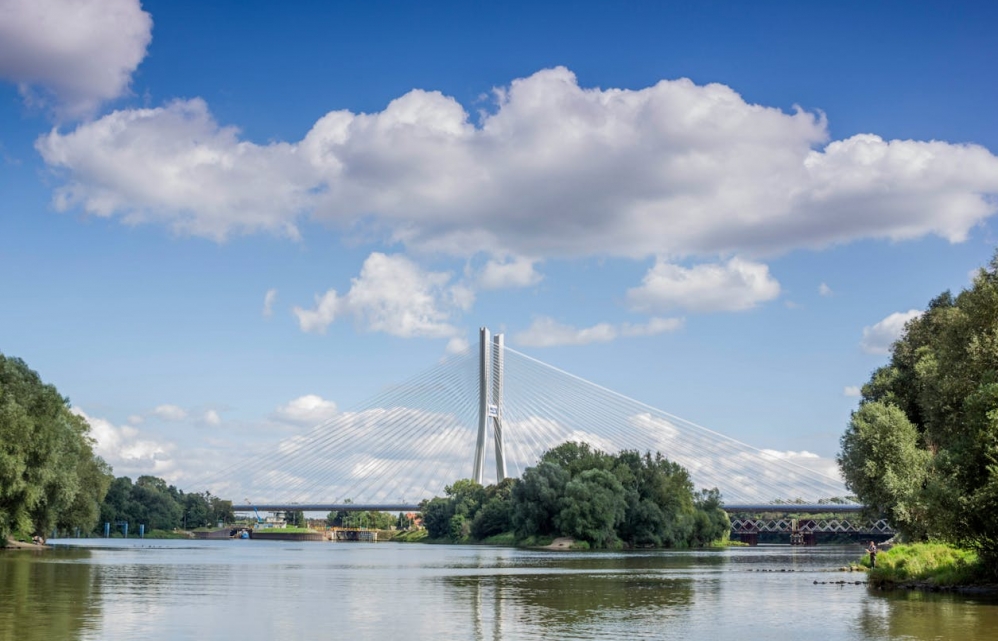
[232,503,865,514]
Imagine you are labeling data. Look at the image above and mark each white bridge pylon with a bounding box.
[200,325,852,507]
[474,327,507,485]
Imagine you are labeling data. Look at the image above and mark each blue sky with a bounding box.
[1,0,997,492]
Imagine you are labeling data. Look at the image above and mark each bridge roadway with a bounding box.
[232,503,865,514]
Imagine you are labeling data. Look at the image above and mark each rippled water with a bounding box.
[2,540,996,640]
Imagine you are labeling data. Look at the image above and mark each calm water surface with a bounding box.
[2,540,996,640]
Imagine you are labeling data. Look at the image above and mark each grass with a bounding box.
[141,529,191,539]
[865,543,988,587]
[255,526,316,534]
[479,532,517,546]
[708,539,749,548]
[392,529,429,543]
[517,535,555,547]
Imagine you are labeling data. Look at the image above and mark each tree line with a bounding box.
[101,475,233,533]
[1,353,235,544]
[421,441,730,549]
[838,250,998,572]
[326,505,399,530]
[1,355,112,544]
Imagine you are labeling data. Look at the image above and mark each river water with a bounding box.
[2,540,996,640]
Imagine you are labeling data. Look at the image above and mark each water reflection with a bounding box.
[0,549,100,641]
[856,590,998,640]
[444,553,698,640]
[3,542,997,641]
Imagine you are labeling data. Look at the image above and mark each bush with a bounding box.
[866,543,987,587]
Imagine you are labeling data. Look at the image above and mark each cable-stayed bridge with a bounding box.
[212,328,856,515]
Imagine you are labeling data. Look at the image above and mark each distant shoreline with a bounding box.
[3,537,50,550]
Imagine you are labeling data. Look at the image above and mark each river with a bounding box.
[2,540,996,640]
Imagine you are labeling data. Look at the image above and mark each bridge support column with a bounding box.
[474,327,506,485]
[492,332,507,482]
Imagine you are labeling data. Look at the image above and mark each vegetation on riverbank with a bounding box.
[100,475,233,535]
[864,543,990,588]
[0,351,240,548]
[838,250,998,580]
[392,529,429,542]
[418,441,729,549]
[259,526,315,534]
[0,355,112,546]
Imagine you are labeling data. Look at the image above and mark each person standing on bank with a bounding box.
[867,541,877,568]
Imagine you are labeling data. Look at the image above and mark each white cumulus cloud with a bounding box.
[819,282,833,296]
[478,256,543,290]
[515,318,616,347]
[262,288,277,317]
[627,257,781,313]
[35,67,998,258]
[74,408,174,477]
[152,404,187,421]
[37,99,313,239]
[293,252,466,338]
[271,395,339,427]
[445,336,470,355]
[0,0,152,118]
[861,309,922,355]
[758,449,843,484]
[620,317,685,336]
[844,386,862,397]
[514,316,682,347]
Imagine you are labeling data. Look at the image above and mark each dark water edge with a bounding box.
[3,541,997,640]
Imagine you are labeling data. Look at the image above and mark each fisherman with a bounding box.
[867,541,877,568]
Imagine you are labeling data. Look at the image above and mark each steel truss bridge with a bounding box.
[731,517,894,537]
[208,327,873,529]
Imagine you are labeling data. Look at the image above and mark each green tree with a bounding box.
[556,468,626,547]
[183,492,211,529]
[511,461,569,538]
[838,401,931,537]
[327,498,354,527]
[420,497,453,539]
[0,355,112,543]
[691,488,730,546]
[541,441,613,477]
[839,250,998,568]
[131,476,183,530]
[470,478,516,539]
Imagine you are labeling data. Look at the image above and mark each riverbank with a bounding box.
[392,529,569,548]
[392,529,740,551]
[3,537,48,550]
[865,543,997,594]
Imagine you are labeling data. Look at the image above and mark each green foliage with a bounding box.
[420,441,728,549]
[866,543,988,587]
[470,494,513,539]
[98,476,231,533]
[355,511,396,529]
[392,528,429,542]
[0,354,112,544]
[556,468,626,547]
[691,489,731,546]
[420,496,455,539]
[511,461,569,538]
[182,491,233,528]
[839,249,998,565]
[326,505,396,530]
[838,401,931,536]
[478,531,516,546]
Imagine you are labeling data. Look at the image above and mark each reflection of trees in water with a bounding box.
[0,549,101,641]
[445,561,696,639]
[856,592,998,640]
